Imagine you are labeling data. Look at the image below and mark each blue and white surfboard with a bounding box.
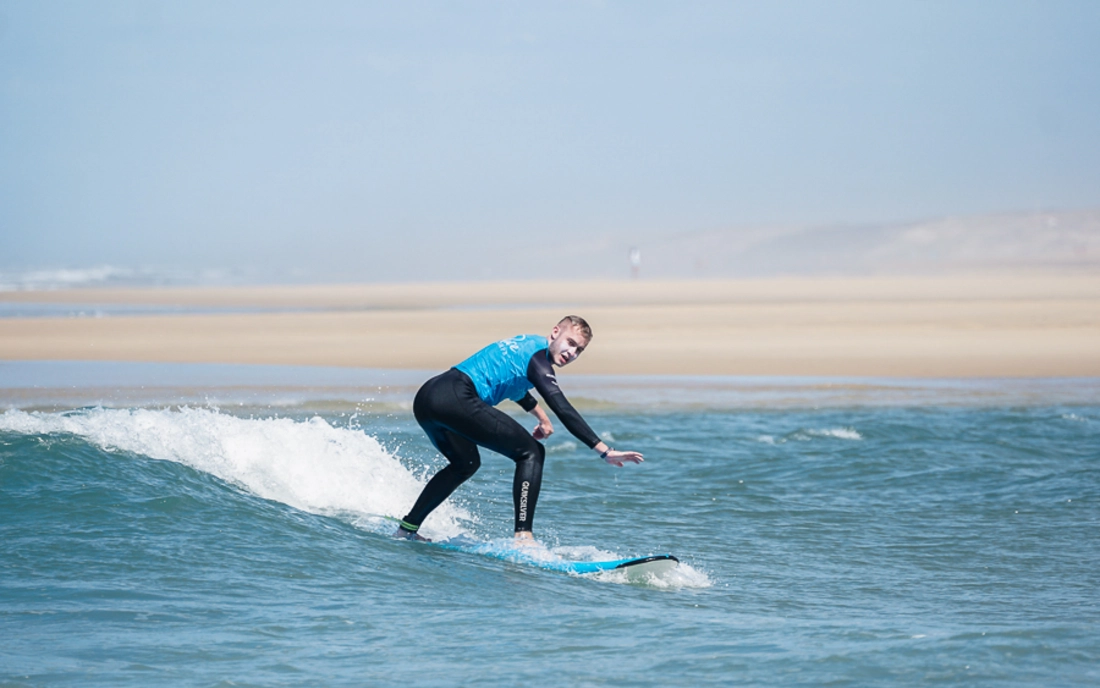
[428,537,679,580]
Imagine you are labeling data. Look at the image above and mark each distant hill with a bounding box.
[4,208,1098,288]
[609,208,1100,279]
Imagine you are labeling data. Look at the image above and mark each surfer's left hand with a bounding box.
[603,449,644,467]
[532,419,554,440]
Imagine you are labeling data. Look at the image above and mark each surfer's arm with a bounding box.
[530,404,554,440]
[517,392,554,439]
[526,353,601,448]
[538,392,643,466]
[526,351,644,466]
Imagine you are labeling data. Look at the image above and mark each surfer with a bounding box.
[395,315,644,543]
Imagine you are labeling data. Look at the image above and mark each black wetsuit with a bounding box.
[401,336,600,534]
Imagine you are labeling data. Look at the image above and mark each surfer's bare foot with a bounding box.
[513,531,540,548]
[393,527,430,542]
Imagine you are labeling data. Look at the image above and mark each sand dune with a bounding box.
[1,274,1097,377]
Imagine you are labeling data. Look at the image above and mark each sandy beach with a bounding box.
[2,274,1098,377]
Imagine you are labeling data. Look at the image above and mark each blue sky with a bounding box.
[2,1,1098,282]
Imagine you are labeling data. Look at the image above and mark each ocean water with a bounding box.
[1,364,1098,686]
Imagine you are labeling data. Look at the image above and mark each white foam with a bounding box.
[0,266,138,291]
[807,427,863,440]
[0,407,471,540]
[550,545,710,589]
[552,544,621,562]
[454,541,712,589]
[593,561,712,589]
[545,439,580,454]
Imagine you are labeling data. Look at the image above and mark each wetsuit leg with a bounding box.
[402,369,546,533]
[512,442,544,533]
[401,423,481,530]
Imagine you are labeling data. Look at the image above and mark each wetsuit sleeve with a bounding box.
[526,351,601,449]
[516,392,538,412]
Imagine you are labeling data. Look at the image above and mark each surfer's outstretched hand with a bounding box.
[603,449,644,467]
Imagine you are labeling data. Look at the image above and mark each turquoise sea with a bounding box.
[2,362,1098,686]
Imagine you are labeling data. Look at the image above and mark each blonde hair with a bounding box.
[559,315,592,342]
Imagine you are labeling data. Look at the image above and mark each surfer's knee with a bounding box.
[454,454,481,480]
[520,439,545,466]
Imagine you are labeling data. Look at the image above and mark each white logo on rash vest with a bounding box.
[519,480,530,522]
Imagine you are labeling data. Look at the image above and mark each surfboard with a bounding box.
[427,536,679,580]
[380,516,678,580]
[562,554,680,578]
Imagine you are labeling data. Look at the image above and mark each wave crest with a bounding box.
[0,407,471,539]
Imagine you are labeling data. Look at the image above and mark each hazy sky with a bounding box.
[2,1,1099,282]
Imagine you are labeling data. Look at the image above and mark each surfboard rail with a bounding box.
[418,535,679,579]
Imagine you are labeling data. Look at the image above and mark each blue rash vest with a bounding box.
[454,334,548,407]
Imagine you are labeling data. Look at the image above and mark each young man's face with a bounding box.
[548,322,589,367]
